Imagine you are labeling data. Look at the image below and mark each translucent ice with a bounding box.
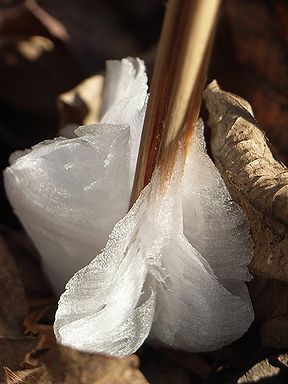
[4,58,254,356]
[54,121,254,356]
[4,58,147,294]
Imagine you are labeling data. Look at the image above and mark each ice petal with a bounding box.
[4,125,131,294]
[55,186,156,356]
[146,133,254,351]
[99,57,148,186]
[4,58,148,295]
[181,120,253,286]
[152,236,254,351]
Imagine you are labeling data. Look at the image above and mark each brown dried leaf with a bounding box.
[24,305,54,334]
[4,365,50,384]
[24,305,56,355]
[237,355,288,383]
[204,80,288,282]
[58,74,104,131]
[0,337,38,382]
[4,346,149,384]
[25,345,148,384]
[204,81,288,349]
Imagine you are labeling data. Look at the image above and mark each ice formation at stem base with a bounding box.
[4,58,254,357]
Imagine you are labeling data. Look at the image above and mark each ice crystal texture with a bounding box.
[5,58,147,294]
[5,58,254,356]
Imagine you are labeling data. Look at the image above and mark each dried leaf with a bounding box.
[24,305,56,354]
[58,74,104,133]
[0,337,38,382]
[36,345,148,384]
[204,80,288,282]
[2,335,148,383]
[8,344,149,383]
[204,81,288,348]
[4,366,50,384]
[237,355,288,383]
[24,305,55,334]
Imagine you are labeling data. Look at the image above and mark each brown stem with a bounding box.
[130,0,221,205]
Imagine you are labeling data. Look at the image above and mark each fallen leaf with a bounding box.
[23,305,56,359]
[58,74,104,135]
[0,337,38,382]
[28,345,148,384]
[204,81,288,349]
[2,343,149,383]
[204,80,288,282]
[237,355,288,383]
[4,365,50,384]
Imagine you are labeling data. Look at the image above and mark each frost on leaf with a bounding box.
[5,59,254,356]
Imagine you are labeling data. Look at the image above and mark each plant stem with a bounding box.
[130,0,221,205]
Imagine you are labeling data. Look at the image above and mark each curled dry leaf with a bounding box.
[204,80,288,283]
[204,81,288,349]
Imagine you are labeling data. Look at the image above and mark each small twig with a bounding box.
[130,0,221,205]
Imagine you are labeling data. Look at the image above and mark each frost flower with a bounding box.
[4,58,254,357]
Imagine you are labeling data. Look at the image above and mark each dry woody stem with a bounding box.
[130,0,221,204]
